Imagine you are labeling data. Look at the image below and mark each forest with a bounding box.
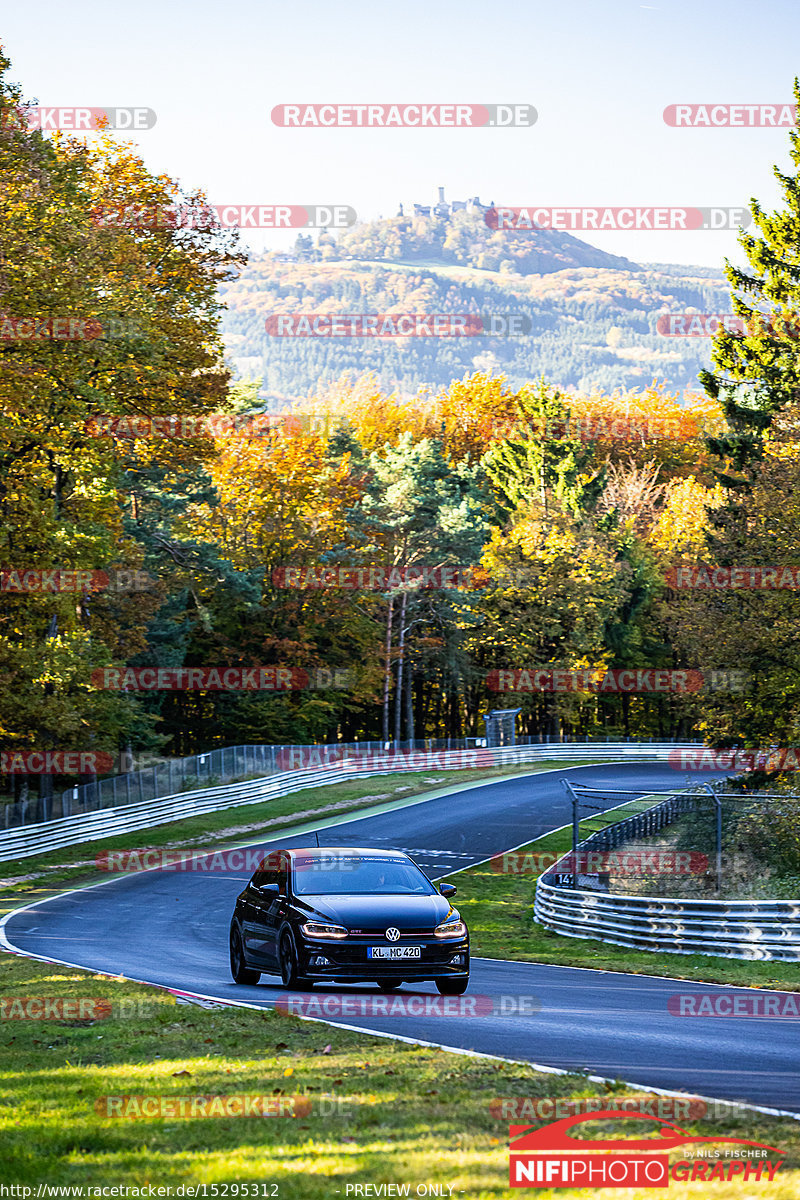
[3,50,800,797]
[221,234,730,398]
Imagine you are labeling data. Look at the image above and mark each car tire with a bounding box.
[376,979,403,991]
[435,976,469,995]
[279,929,311,989]
[230,924,260,985]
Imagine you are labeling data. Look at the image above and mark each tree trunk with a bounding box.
[448,682,459,740]
[381,597,394,745]
[394,591,408,745]
[433,675,442,742]
[405,649,414,744]
[414,664,425,740]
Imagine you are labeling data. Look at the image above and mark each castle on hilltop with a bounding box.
[399,187,494,219]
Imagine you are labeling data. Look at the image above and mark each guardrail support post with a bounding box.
[563,780,580,888]
[702,782,722,895]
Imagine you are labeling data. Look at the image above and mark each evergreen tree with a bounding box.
[700,77,800,484]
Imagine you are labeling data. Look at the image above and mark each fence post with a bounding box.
[702,782,722,895]
[562,780,580,889]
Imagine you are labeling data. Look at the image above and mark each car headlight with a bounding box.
[301,921,349,939]
[434,913,467,939]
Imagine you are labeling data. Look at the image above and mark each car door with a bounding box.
[242,860,280,965]
[259,852,291,966]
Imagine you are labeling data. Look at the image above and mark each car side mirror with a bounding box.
[257,882,280,895]
[439,883,457,897]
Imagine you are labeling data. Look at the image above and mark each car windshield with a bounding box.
[291,855,436,896]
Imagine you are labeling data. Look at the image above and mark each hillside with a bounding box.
[219,211,730,401]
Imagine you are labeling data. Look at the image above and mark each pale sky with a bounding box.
[2,0,799,268]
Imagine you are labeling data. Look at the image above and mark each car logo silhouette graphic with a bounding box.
[385,927,400,942]
[510,1111,784,1155]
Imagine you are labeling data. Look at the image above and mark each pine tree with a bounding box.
[700,77,800,484]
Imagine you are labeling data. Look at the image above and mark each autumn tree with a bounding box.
[0,46,245,791]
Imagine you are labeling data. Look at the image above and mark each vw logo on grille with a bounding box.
[385,927,400,942]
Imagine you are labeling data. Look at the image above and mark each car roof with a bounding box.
[284,847,410,859]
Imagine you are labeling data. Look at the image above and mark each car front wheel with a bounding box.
[279,930,311,989]
[230,924,260,985]
[436,976,469,995]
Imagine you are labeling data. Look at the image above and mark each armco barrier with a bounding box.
[0,742,699,864]
[534,792,800,961]
[3,735,702,829]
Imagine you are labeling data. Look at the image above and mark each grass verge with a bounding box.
[447,805,800,991]
[0,954,798,1197]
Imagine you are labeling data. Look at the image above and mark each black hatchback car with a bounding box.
[229,846,469,993]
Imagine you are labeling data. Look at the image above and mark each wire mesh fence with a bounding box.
[550,781,800,900]
[1,734,689,829]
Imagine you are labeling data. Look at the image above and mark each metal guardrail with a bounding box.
[535,789,800,961]
[2,734,689,828]
[0,742,700,864]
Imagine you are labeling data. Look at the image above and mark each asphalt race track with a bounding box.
[5,762,800,1114]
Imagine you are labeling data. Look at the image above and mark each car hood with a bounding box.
[302,893,454,931]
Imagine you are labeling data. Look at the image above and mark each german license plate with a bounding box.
[368,946,422,959]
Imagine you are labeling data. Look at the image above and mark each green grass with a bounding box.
[446,807,800,991]
[4,780,800,1194]
[0,761,596,903]
[1,954,798,1197]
